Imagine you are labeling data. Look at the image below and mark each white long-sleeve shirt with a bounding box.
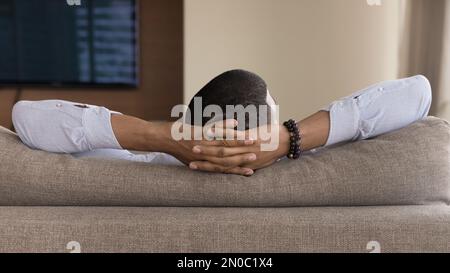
[12,75,432,165]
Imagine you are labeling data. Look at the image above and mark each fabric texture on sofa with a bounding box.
[0,117,449,207]
[0,206,448,253]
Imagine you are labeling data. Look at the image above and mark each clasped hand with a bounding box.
[172,119,290,176]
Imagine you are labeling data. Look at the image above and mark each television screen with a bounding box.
[0,0,138,87]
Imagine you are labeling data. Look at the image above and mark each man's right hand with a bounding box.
[167,119,258,176]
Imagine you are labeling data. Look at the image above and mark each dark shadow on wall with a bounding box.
[398,0,447,116]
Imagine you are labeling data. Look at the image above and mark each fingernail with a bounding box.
[248,154,257,161]
[192,146,201,154]
[190,163,198,170]
[245,140,254,145]
[245,169,254,176]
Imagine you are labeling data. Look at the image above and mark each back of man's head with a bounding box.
[186,69,270,130]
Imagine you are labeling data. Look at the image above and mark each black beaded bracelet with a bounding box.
[283,119,302,160]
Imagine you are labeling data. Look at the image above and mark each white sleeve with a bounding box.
[324,75,432,146]
[12,100,122,153]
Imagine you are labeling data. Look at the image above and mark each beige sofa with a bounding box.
[0,117,449,253]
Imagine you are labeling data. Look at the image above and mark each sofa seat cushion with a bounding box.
[0,117,449,207]
[0,205,448,253]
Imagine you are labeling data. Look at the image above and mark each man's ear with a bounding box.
[266,89,278,120]
[266,89,277,105]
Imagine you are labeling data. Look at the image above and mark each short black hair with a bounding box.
[186,69,270,130]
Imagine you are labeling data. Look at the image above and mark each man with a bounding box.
[12,70,432,176]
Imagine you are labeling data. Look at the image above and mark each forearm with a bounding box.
[110,114,177,154]
[298,111,331,151]
[276,111,331,158]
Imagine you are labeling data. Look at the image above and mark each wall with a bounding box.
[184,0,404,121]
[0,0,184,129]
[438,1,450,120]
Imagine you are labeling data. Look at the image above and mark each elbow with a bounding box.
[12,101,35,147]
[414,75,432,118]
[12,101,32,129]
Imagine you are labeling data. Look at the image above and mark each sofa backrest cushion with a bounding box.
[0,117,449,207]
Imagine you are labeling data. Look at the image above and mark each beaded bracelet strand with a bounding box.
[283,119,302,159]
